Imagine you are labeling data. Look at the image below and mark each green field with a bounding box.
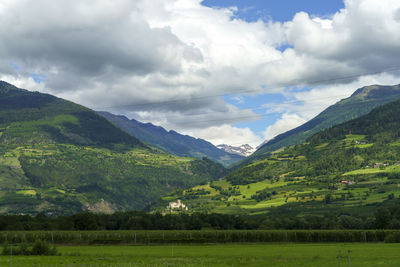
[1,243,400,266]
[343,165,400,176]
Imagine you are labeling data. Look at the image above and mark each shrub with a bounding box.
[2,239,58,256]
[2,240,9,256]
[384,232,400,243]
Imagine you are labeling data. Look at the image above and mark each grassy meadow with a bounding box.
[1,243,400,266]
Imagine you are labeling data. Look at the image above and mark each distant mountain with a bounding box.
[243,84,400,165]
[0,81,226,215]
[98,111,244,166]
[217,144,255,157]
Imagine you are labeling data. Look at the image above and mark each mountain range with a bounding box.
[0,81,226,215]
[156,84,400,216]
[98,111,244,166]
[216,144,255,157]
[241,84,400,167]
[2,80,400,217]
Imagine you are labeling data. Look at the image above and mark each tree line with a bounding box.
[1,203,400,230]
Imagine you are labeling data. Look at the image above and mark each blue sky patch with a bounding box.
[225,92,290,136]
[201,0,344,144]
[10,63,21,71]
[201,0,344,22]
[31,73,46,84]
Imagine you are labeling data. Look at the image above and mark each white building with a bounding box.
[167,199,188,211]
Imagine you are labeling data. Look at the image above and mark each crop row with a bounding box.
[1,230,400,244]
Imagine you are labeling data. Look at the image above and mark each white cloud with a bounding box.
[184,124,263,148]
[0,0,400,146]
[285,73,400,118]
[263,113,307,141]
[0,74,48,93]
[260,72,400,141]
[281,0,400,85]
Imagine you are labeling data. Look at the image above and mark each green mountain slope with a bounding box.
[0,81,226,215]
[242,84,400,166]
[0,82,143,149]
[157,98,400,216]
[98,111,244,166]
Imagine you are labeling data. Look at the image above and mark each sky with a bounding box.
[1,0,400,148]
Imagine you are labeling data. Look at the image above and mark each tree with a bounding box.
[375,208,391,229]
[324,194,332,204]
[339,215,363,229]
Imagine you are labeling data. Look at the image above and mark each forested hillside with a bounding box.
[0,81,226,215]
[98,111,244,166]
[158,98,400,217]
[241,84,400,167]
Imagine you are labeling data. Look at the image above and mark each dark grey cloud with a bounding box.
[0,0,202,93]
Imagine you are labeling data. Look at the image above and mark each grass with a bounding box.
[179,178,298,214]
[16,190,36,196]
[342,165,400,176]
[212,180,231,189]
[228,179,286,200]
[1,243,400,266]
[0,156,21,167]
[354,143,373,148]
[172,172,400,215]
[390,140,400,146]
[345,134,366,141]
[342,135,374,149]
[240,197,287,209]
[189,184,219,197]
[315,142,329,149]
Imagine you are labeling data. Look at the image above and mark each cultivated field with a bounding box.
[1,243,400,266]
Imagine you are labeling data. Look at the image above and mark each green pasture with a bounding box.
[354,143,373,148]
[228,178,289,201]
[343,165,400,176]
[16,190,36,196]
[390,140,400,146]
[1,243,400,267]
[344,134,366,142]
[174,171,400,215]
[190,184,219,196]
[315,142,329,149]
[0,156,21,167]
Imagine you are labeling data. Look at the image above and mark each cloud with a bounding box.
[280,0,400,85]
[0,0,400,146]
[263,113,307,141]
[261,72,400,141]
[0,0,201,88]
[184,124,263,148]
[117,102,260,131]
[285,72,400,117]
[0,0,280,142]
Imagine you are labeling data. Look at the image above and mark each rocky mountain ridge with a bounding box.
[217,144,255,157]
[98,111,244,166]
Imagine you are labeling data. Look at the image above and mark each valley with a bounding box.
[157,97,400,218]
[1,1,400,266]
[99,111,244,166]
[2,80,400,226]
